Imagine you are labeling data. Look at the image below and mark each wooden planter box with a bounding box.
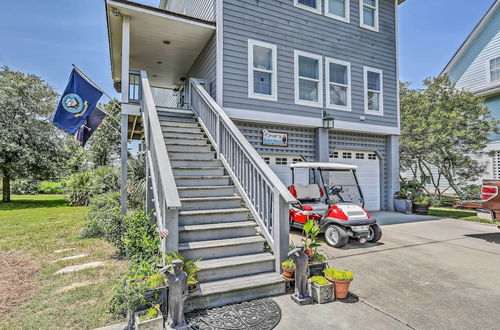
[308,261,328,277]
[413,203,430,215]
[308,280,334,304]
[134,311,163,330]
[126,282,168,330]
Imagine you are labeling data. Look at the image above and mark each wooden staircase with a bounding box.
[158,108,285,311]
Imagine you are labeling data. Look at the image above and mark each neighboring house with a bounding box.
[104,0,403,309]
[442,0,500,181]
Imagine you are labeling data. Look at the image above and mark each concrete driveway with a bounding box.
[289,212,500,330]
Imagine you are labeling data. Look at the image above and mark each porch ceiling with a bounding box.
[106,0,216,89]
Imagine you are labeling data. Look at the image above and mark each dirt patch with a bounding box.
[0,253,40,318]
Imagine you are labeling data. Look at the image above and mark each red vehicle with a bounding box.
[288,162,382,248]
[477,179,500,227]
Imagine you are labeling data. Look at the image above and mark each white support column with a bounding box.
[315,128,330,184]
[120,15,130,216]
[386,135,400,211]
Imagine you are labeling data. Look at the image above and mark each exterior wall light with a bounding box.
[322,110,335,129]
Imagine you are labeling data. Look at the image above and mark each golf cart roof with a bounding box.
[290,162,358,170]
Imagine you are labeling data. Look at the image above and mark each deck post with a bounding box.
[386,135,400,211]
[120,15,130,216]
[315,128,330,184]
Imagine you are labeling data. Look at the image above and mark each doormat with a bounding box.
[186,298,281,330]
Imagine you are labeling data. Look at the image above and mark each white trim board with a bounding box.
[224,107,400,135]
[216,0,223,106]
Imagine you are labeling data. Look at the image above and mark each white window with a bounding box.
[326,58,351,111]
[360,0,378,32]
[294,0,321,14]
[276,157,288,165]
[248,39,277,101]
[489,57,500,83]
[294,50,323,107]
[325,0,349,23]
[364,66,383,115]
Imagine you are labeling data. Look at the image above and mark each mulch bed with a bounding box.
[0,253,40,318]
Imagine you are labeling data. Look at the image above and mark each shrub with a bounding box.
[92,166,120,194]
[11,179,39,195]
[64,172,97,206]
[282,260,295,269]
[310,276,330,285]
[80,192,121,239]
[323,268,353,281]
[39,181,63,194]
[121,210,159,261]
[128,156,146,210]
[460,184,481,200]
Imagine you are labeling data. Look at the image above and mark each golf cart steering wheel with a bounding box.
[329,185,343,195]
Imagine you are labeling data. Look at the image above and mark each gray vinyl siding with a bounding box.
[329,131,389,208]
[235,121,316,160]
[187,32,217,99]
[222,0,398,127]
[166,0,215,22]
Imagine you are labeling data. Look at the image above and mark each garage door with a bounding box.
[262,155,309,188]
[330,150,380,211]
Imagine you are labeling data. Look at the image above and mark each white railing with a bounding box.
[189,78,297,270]
[140,71,181,252]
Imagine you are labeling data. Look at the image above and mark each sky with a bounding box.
[0,0,496,95]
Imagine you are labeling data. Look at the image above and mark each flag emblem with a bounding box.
[62,93,87,114]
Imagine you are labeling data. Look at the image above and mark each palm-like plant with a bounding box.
[127,155,147,210]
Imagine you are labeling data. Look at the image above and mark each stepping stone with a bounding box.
[55,281,92,294]
[54,248,75,253]
[54,254,87,263]
[55,261,104,275]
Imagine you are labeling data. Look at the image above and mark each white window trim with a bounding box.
[486,55,500,86]
[325,0,350,23]
[325,57,351,111]
[359,0,379,32]
[294,0,322,15]
[363,66,384,116]
[248,39,278,101]
[294,50,323,108]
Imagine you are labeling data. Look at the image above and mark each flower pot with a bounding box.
[308,280,334,304]
[282,266,295,279]
[188,283,198,293]
[134,311,163,330]
[394,198,412,214]
[308,261,328,277]
[413,203,430,215]
[325,276,352,299]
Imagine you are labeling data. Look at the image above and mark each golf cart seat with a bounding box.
[289,184,329,213]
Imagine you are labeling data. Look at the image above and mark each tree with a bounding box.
[87,100,121,167]
[400,75,498,199]
[0,66,65,202]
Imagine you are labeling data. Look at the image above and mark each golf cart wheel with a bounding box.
[367,224,382,243]
[325,225,348,248]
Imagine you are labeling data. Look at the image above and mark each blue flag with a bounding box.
[52,69,103,134]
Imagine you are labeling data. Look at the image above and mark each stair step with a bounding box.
[156,107,192,115]
[166,143,212,152]
[170,159,221,168]
[163,131,206,139]
[175,175,230,187]
[173,167,224,177]
[177,185,236,198]
[168,151,216,160]
[162,126,202,134]
[180,196,241,210]
[196,253,275,282]
[157,115,196,123]
[160,120,199,128]
[179,208,249,225]
[185,272,285,312]
[165,137,208,146]
[179,236,264,260]
[179,221,256,242]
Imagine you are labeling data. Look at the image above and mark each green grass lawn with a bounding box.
[429,207,498,225]
[0,195,128,330]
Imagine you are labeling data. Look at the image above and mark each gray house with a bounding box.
[105,0,403,310]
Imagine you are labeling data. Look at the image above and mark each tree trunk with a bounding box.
[2,172,10,202]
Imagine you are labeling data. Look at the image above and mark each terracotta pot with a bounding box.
[326,276,352,299]
[282,266,295,279]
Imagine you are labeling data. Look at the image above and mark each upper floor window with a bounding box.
[294,0,321,14]
[326,58,351,111]
[360,0,379,32]
[490,57,500,83]
[364,66,383,116]
[294,50,323,107]
[248,39,277,101]
[326,0,350,23]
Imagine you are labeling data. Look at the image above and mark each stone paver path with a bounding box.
[55,261,104,275]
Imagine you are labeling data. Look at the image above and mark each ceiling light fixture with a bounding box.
[156,61,163,64]
[162,40,171,45]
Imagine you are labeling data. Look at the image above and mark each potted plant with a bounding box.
[302,220,328,276]
[394,190,412,214]
[308,276,334,304]
[134,304,163,330]
[281,259,295,279]
[324,268,353,299]
[412,194,431,215]
[125,273,168,324]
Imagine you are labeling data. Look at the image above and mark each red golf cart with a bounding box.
[288,162,382,248]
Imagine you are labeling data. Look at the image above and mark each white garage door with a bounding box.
[330,150,380,211]
[262,155,310,188]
